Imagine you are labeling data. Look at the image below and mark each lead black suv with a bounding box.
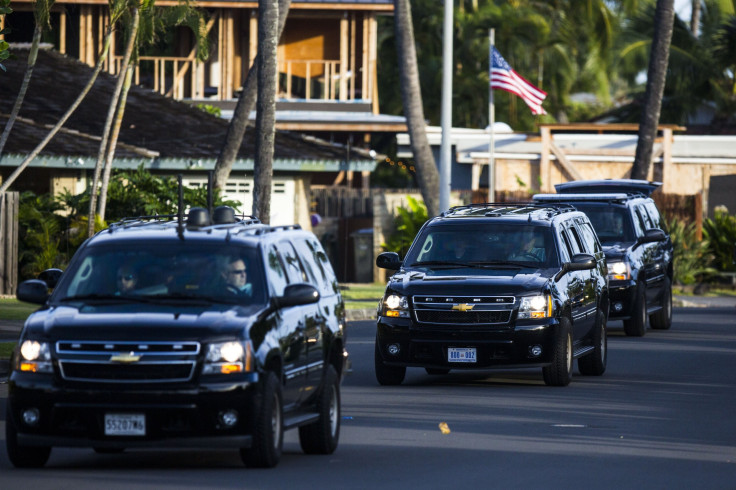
[534,179,673,336]
[374,203,608,387]
[8,207,347,468]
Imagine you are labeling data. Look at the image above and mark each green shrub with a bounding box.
[665,217,716,285]
[381,196,428,257]
[703,207,736,272]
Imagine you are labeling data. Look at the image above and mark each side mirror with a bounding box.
[555,253,596,282]
[17,279,50,305]
[38,268,63,289]
[274,283,320,309]
[376,252,402,270]
[637,228,666,246]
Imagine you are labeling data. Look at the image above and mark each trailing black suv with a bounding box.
[8,207,346,468]
[374,203,608,387]
[534,179,673,336]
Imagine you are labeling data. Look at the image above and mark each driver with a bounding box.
[220,256,252,297]
[509,230,544,262]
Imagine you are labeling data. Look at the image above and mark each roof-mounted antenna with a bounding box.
[207,170,214,218]
[177,174,184,240]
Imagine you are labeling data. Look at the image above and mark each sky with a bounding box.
[674,0,692,21]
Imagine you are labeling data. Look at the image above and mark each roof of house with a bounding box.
[0,47,376,173]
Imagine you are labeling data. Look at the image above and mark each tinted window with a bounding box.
[568,226,586,254]
[266,244,289,296]
[405,224,560,272]
[279,240,309,284]
[644,201,666,231]
[54,242,266,305]
[558,231,573,261]
[293,238,327,293]
[636,205,654,229]
[570,204,636,244]
[579,222,602,255]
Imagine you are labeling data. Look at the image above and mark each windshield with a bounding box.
[572,204,635,244]
[52,242,266,305]
[403,224,559,272]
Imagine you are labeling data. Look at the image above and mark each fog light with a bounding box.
[387,344,400,355]
[218,409,239,428]
[22,408,40,426]
[530,345,543,357]
[613,302,623,312]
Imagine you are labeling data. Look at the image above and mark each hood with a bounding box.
[602,243,630,261]
[386,268,553,297]
[22,304,263,341]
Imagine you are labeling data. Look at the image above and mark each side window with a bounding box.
[644,202,666,231]
[309,237,339,294]
[265,244,289,296]
[560,228,577,257]
[636,205,653,230]
[279,240,310,284]
[293,238,324,291]
[630,206,645,237]
[579,222,602,255]
[568,225,587,254]
[557,231,572,262]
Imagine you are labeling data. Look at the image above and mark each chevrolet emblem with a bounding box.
[452,303,474,312]
[110,352,141,363]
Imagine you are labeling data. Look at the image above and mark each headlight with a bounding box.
[381,293,410,318]
[608,261,630,281]
[16,340,53,373]
[518,294,552,319]
[203,340,252,375]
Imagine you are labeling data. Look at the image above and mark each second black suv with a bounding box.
[534,179,673,336]
[375,203,608,387]
[8,207,346,468]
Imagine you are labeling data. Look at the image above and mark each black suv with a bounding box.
[374,203,608,387]
[534,179,673,336]
[8,207,346,468]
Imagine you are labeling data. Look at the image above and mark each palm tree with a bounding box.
[394,0,439,217]
[0,0,54,158]
[0,0,12,72]
[632,0,676,180]
[252,0,279,224]
[213,0,291,191]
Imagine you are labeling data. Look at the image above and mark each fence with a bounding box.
[0,192,19,295]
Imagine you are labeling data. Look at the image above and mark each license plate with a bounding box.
[448,347,477,363]
[104,414,146,436]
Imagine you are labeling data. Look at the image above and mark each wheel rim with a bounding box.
[271,392,281,449]
[328,384,339,436]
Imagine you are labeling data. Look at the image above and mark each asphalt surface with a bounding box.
[1,305,735,488]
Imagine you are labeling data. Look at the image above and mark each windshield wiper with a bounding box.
[466,260,530,268]
[410,260,475,268]
[147,292,225,305]
[58,294,152,303]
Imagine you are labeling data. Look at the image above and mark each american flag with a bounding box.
[490,47,547,115]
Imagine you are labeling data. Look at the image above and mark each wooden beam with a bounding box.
[249,10,257,71]
[361,15,368,101]
[549,142,585,182]
[538,123,687,132]
[350,13,356,100]
[59,11,66,53]
[340,13,348,101]
[275,122,408,132]
[540,126,551,192]
[661,127,674,193]
[50,1,395,11]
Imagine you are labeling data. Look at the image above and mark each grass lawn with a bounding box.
[341,283,385,310]
[0,341,15,359]
[0,298,37,322]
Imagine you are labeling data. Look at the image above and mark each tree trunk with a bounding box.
[252,0,279,224]
[690,0,700,38]
[631,0,675,181]
[87,7,139,236]
[0,30,114,195]
[0,23,42,157]
[394,0,440,217]
[213,0,291,191]
[98,61,134,221]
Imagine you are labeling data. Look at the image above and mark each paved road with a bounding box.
[1,307,735,489]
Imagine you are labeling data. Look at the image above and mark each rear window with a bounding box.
[571,204,636,244]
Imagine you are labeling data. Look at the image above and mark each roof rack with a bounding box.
[444,202,578,217]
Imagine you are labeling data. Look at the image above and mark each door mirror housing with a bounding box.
[555,253,596,282]
[17,279,50,305]
[376,252,402,270]
[38,268,63,289]
[636,228,666,247]
[274,283,320,309]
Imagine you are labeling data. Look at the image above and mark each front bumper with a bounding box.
[376,316,560,369]
[608,279,637,320]
[7,371,259,449]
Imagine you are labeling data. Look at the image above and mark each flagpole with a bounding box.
[439,0,453,213]
[488,28,495,203]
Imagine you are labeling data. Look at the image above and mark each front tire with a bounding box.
[623,282,647,337]
[240,371,283,468]
[299,365,341,455]
[543,318,573,386]
[374,339,406,386]
[6,406,51,468]
[578,308,607,376]
[650,276,672,330]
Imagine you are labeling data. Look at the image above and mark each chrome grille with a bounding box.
[56,340,200,383]
[412,296,515,326]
